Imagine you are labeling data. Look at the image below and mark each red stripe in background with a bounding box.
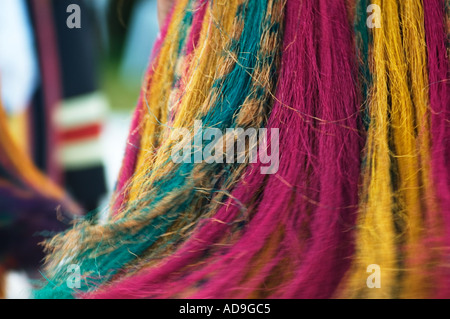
[59,123,102,143]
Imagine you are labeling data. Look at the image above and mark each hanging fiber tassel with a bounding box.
[34,0,449,299]
[83,0,363,299]
[423,0,450,298]
[35,0,286,298]
[339,0,449,299]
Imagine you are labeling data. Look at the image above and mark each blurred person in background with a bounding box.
[0,100,82,298]
[2,0,110,213]
[26,0,108,212]
[0,0,107,297]
[0,0,166,298]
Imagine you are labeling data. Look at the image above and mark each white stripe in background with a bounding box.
[58,139,104,169]
[6,271,31,299]
[54,92,109,130]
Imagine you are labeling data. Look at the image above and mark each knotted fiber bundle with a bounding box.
[35,0,449,299]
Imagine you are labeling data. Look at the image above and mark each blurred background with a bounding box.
[0,0,160,298]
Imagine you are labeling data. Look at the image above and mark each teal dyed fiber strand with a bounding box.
[34,0,269,299]
[355,0,372,129]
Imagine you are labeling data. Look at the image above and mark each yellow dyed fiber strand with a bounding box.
[0,101,66,200]
[339,0,434,298]
[127,0,191,203]
[126,0,242,207]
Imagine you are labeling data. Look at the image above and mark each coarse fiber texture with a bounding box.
[34,0,449,299]
[35,0,286,298]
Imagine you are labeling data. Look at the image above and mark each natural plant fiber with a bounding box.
[33,0,449,299]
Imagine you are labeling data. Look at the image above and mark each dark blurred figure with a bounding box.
[0,100,82,298]
[26,0,108,212]
[0,0,109,297]
[107,0,137,61]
